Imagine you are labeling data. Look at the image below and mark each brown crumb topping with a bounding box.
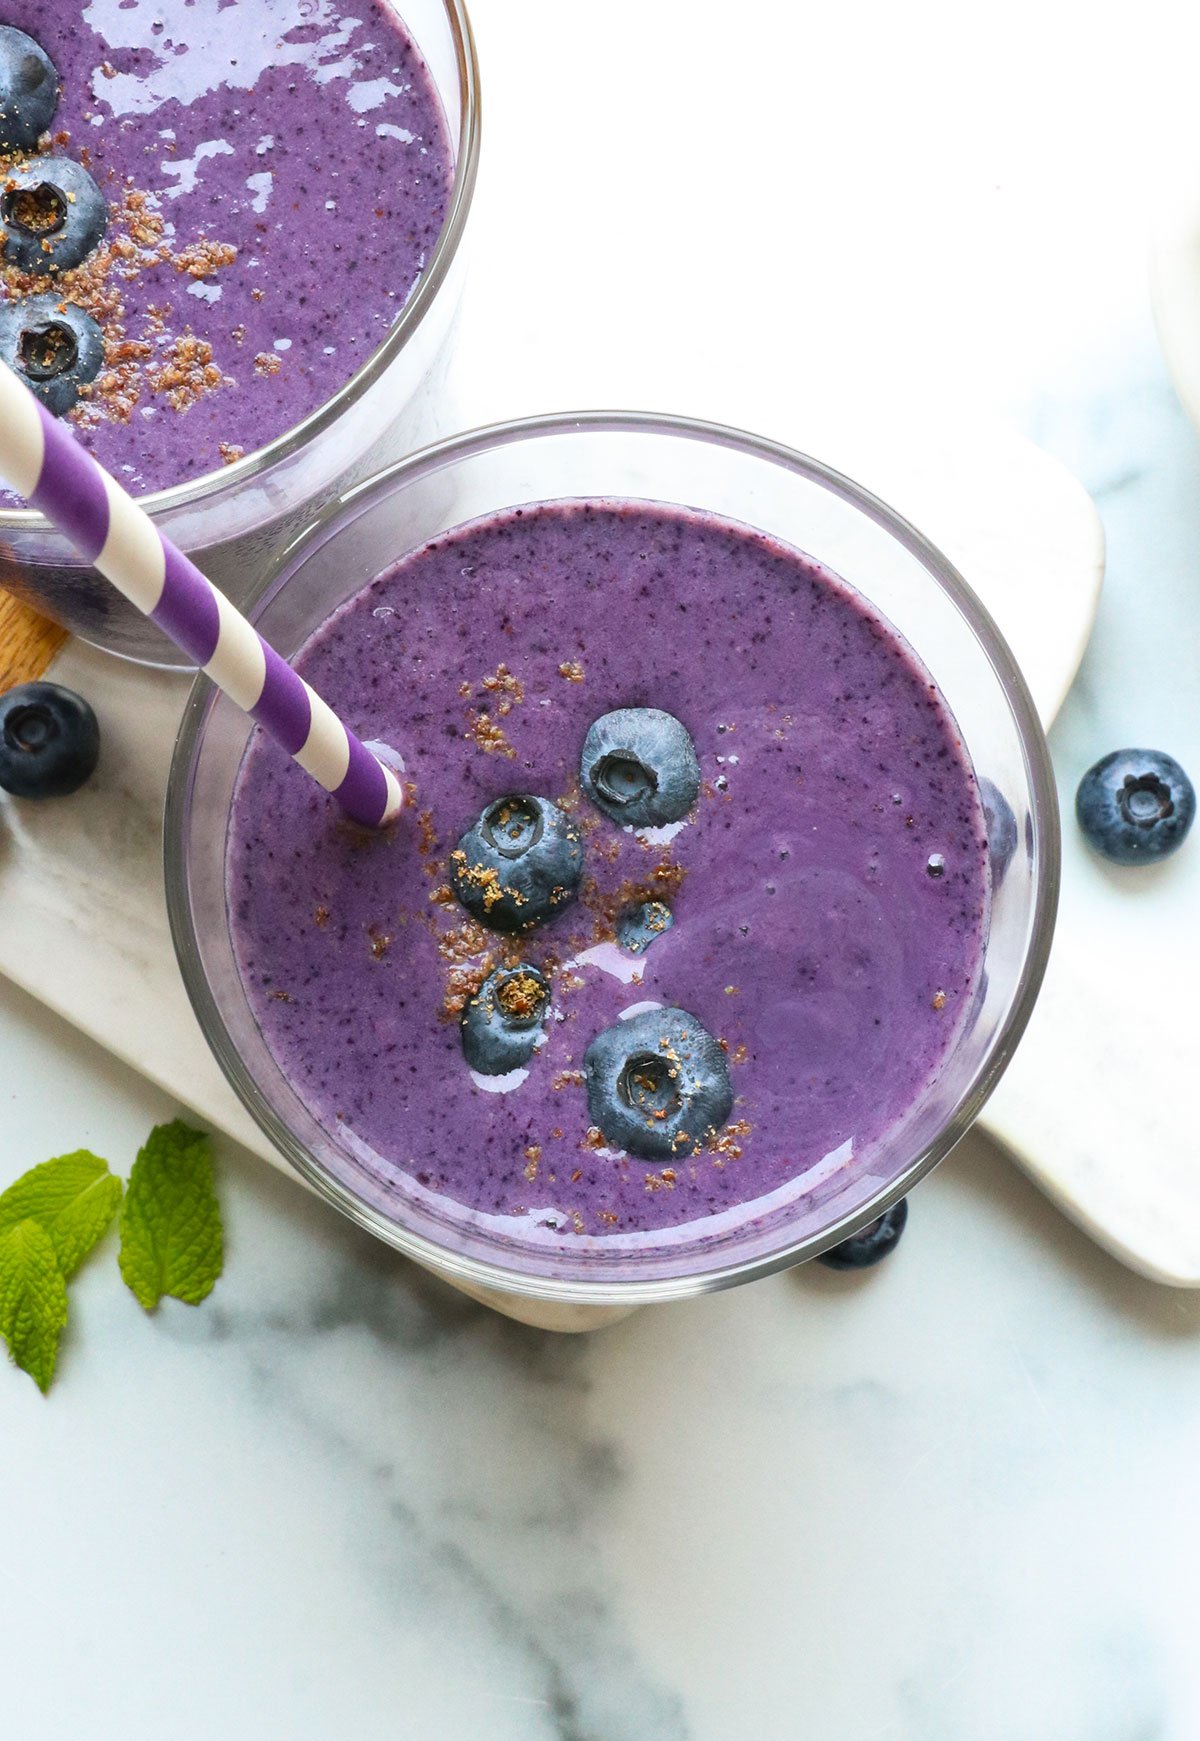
[253,350,282,376]
[465,709,517,758]
[218,442,244,465]
[417,809,437,856]
[932,990,947,1011]
[479,662,524,715]
[557,660,585,683]
[496,972,545,1021]
[172,239,238,278]
[147,333,231,412]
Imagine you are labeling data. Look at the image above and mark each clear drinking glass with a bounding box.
[165,412,1060,1307]
[0,0,479,666]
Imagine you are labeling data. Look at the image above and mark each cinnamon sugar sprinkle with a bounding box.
[1,175,241,429]
[147,333,231,412]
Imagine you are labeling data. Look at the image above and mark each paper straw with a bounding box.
[0,364,403,828]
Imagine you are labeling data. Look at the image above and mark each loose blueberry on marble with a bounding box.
[1075,749,1195,865]
[0,682,100,799]
[615,899,675,955]
[818,1198,908,1270]
[1,157,108,276]
[461,965,552,1076]
[581,707,700,828]
[0,295,104,416]
[584,1006,733,1160]
[450,794,584,933]
[979,778,1019,883]
[0,27,58,153]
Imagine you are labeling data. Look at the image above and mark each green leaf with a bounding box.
[0,1220,69,1393]
[0,1151,124,1279]
[118,1121,224,1310]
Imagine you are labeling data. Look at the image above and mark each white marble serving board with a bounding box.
[0,409,1121,1290]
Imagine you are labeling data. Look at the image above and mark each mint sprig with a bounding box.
[0,1220,69,1394]
[0,1121,224,1392]
[0,1150,123,1279]
[119,1121,224,1310]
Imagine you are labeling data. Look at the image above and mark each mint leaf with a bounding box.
[118,1121,223,1310]
[0,1220,69,1392]
[0,1151,123,1279]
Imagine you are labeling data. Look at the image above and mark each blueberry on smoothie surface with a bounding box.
[0,681,99,798]
[0,294,102,415]
[1075,749,1196,865]
[450,795,584,934]
[583,1007,733,1161]
[0,27,58,152]
[615,899,675,955]
[581,707,700,828]
[818,1199,908,1270]
[1,157,107,276]
[461,965,552,1076]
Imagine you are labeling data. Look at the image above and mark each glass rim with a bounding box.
[0,0,481,534]
[164,408,1062,1306]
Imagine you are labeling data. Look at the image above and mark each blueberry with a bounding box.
[0,28,58,153]
[0,295,103,416]
[0,682,100,798]
[451,794,584,933]
[584,1006,732,1160]
[979,777,1018,884]
[1075,749,1195,865]
[581,707,700,828]
[461,964,551,1076]
[818,1198,908,1270]
[615,898,674,954]
[2,158,108,277]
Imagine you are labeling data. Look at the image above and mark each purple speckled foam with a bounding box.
[226,502,991,1250]
[1,0,451,501]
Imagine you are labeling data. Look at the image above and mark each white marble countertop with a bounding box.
[4,0,1200,1734]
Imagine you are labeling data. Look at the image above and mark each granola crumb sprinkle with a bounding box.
[465,710,517,758]
[557,660,585,683]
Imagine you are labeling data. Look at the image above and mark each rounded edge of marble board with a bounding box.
[1149,167,1200,434]
[978,1121,1200,1290]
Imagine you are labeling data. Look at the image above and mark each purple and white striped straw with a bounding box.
[0,364,403,828]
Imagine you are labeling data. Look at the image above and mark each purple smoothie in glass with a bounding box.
[0,0,451,501]
[226,502,990,1249]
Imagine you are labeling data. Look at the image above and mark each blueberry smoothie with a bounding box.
[0,0,452,500]
[226,502,990,1252]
